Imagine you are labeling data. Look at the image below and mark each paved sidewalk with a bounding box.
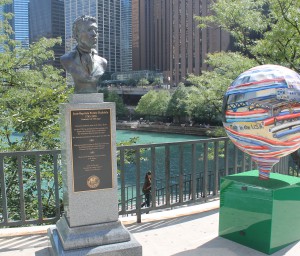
[0,200,300,256]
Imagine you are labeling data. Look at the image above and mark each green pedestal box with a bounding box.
[219,170,300,254]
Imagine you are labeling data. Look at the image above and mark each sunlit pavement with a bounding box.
[1,200,300,256]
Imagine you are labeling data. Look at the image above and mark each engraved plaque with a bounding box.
[70,109,113,192]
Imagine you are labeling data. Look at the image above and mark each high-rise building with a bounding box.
[0,6,4,52]
[120,0,132,72]
[64,0,132,73]
[29,0,65,68]
[3,0,30,48]
[132,0,232,85]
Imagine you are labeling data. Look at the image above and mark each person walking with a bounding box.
[141,171,151,208]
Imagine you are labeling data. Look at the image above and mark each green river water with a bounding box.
[116,130,203,144]
[116,130,209,202]
[116,130,209,191]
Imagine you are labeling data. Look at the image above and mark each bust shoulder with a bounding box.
[94,55,108,70]
[60,49,79,68]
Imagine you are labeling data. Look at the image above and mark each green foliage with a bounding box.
[197,0,267,55]
[137,78,149,87]
[151,77,162,86]
[165,84,220,123]
[135,90,171,117]
[166,84,190,122]
[1,154,63,224]
[205,127,227,137]
[99,89,128,117]
[0,11,71,151]
[0,4,69,223]
[251,0,300,70]
[116,137,148,174]
[184,86,219,124]
[188,52,257,115]
[126,78,137,86]
[196,0,300,71]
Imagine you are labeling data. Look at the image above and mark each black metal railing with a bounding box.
[0,137,290,226]
[0,150,61,227]
[116,137,288,222]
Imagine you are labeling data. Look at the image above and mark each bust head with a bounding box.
[72,15,98,52]
[60,15,107,94]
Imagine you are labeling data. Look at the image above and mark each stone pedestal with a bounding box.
[48,93,142,256]
[219,170,300,254]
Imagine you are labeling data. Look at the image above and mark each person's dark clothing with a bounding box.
[141,179,151,207]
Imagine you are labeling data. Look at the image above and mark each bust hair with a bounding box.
[72,15,97,41]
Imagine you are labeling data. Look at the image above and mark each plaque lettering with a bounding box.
[71,109,113,192]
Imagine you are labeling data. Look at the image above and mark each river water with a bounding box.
[116,130,216,207]
[117,130,203,144]
[116,130,211,197]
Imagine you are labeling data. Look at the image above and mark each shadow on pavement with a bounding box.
[0,235,48,252]
[35,248,50,256]
[171,236,299,256]
[125,209,219,233]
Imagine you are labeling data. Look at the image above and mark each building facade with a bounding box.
[3,0,30,48]
[132,0,232,85]
[29,0,65,68]
[120,0,132,72]
[64,0,132,73]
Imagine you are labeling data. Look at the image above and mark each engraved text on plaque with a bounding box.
[70,109,113,192]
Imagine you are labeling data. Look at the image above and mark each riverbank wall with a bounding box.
[116,122,216,136]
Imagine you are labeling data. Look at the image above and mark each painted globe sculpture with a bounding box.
[223,64,300,179]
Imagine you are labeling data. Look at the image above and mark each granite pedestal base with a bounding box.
[49,226,142,256]
[219,170,300,254]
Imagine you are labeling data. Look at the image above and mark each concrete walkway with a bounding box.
[0,200,300,256]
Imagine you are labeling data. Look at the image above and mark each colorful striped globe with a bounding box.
[223,64,300,179]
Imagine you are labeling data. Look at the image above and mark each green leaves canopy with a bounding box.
[196,0,300,71]
[188,52,257,115]
[190,0,300,118]
[0,5,71,151]
[135,90,171,117]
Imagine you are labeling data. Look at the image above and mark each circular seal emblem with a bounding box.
[87,175,100,189]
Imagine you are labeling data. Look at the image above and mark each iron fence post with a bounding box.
[135,149,142,223]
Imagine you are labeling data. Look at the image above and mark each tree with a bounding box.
[126,78,137,87]
[151,77,162,87]
[135,90,171,118]
[185,86,220,125]
[196,0,300,71]
[166,84,192,123]
[100,89,128,117]
[0,1,71,223]
[0,3,71,151]
[188,52,257,115]
[137,78,149,87]
[252,0,300,70]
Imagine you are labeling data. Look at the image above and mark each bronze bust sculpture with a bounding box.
[60,15,107,94]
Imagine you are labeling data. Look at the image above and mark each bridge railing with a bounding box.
[0,137,290,226]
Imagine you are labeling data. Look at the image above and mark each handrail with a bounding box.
[0,137,290,226]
